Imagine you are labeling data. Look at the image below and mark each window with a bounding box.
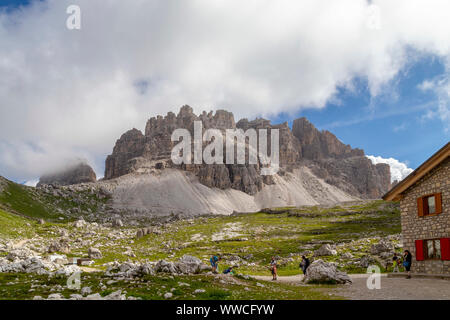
[424,239,441,260]
[417,193,442,216]
[426,195,436,214]
[416,238,450,261]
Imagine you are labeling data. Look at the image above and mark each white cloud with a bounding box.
[1,0,450,181]
[24,179,38,187]
[418,74,450,132]
[366,155,413,182]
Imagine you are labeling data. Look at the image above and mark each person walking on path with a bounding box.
[403,250,412,279]
[210,255,221,274]
[270,257,278,281]
[300,255,310,278]
[392,253,400,273]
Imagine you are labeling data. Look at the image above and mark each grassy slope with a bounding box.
[0,179,107,222]
[125,201,400,276]
[0,209,36,239]
[0,272,340,300]
[0,180,400,300]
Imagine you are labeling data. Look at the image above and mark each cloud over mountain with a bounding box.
[367,155,413,182]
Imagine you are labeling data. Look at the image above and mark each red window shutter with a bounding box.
[441,238,450,261]
[435,193,442,214]
[417,197,424,217]
[415,240,424,261]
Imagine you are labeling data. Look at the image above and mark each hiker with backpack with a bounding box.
[210,255,221,274]
[299,255,310,277]
[270,257,277,281]
[223,266,235,275]
[403,250,412,279]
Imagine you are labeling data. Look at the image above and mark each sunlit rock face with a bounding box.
[104,105,390,198]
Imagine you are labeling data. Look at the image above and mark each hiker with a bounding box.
[392,253,400,273]
[210,255,221,274]
[299,255,310,277]
[403,250,412,279]
[270,257,277,281]
[223,266,234,275]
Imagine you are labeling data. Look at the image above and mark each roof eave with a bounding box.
[382,142,450,202]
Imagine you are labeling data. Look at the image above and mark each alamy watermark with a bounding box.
[66,5,81,30]
[171,121,280,176]
[66,271,81,290]
[366,265,381,290]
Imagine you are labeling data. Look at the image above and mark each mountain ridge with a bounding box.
[105,105,390,200]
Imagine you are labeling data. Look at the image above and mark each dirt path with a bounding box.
[254,274,450,300]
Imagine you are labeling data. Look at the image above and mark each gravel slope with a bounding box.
[102,167,357,216]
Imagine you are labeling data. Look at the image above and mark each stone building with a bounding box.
[383,142,450,274]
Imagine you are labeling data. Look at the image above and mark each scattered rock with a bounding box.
[314,244,337,256]
[81,287,92,296]
[164,292,173,299]
[370,240,394,255]
[341,252,353,259]
[359,255,377,268]
[112,219,123,228]
[74,219,87,228]
[88,247,103,259]
[194,289,206,294]
[48,239,70,254]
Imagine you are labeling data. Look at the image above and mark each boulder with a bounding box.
[74,219,87,228]
[370,240,394,255]
[81,287,92,296]
[154,260,178,274]
[164,292,173,299]
[54,265,81,278]
[359,255,377,268]
[314,244,337,257]
[341,252,353,259]
[175,255,205,274]
[304,259,352,284]
[88,247,103,259]
[48,239,71,254]
[112,219,123,228]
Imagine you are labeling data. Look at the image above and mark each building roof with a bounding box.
[383,142,450,201]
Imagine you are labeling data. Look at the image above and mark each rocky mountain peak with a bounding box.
[104,106,391,199]
[292,117,364,160]
[37,161,97,187]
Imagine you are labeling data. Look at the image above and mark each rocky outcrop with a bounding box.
[293,118,390,198]
[88,247,103,259]
[304,259,352,284]
[292,118,364,160]
[314,244,337,256]
[38,162,96,187]
[104,105,391,199]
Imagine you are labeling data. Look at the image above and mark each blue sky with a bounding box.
[0,0,33,10]
[273,56,448,169]
[0,1,449,184]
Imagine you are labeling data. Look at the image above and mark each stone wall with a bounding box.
[400,157,450,274]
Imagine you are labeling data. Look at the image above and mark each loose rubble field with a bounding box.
[0,179,402,300]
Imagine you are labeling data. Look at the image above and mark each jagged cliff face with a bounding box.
[38,162,97,187]
[291,117,390,199]
[105,106,391,199]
